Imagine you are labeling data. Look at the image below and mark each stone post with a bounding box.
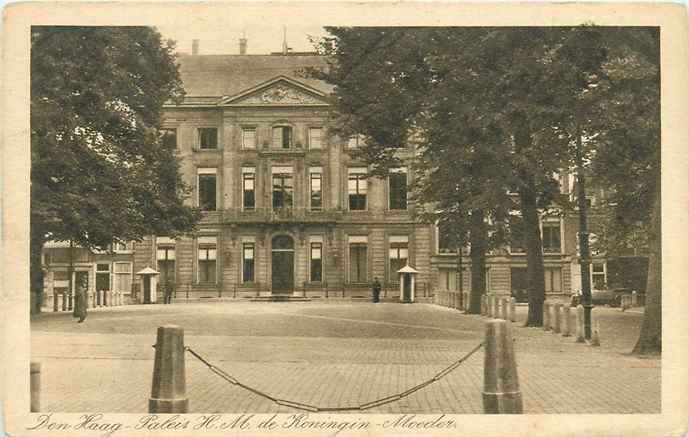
[482,319,523,414]
[552,302,562,334]
[509,297,516,322]
[30,362,40,412]
[561,304,571,337]
[543,301,551,331]
[575,304,585,343]
[149,325,188,413]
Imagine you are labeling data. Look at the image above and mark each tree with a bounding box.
[31,26,200,314]
[588,28,661,353]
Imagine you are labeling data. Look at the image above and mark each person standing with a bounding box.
[164,281,174,304]
[372,277,381,303]
[73,277,88,323]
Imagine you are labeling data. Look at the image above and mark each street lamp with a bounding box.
[575,128,593,340]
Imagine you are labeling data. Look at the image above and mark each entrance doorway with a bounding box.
[271,235,294,294]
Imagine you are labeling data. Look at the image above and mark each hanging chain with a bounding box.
[184,342,483,413]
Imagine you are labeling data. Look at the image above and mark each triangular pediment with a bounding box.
[220,76,329,106]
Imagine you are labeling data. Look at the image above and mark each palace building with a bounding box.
[42,40,641,309]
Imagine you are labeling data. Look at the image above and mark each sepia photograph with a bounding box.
[2,2,688,437]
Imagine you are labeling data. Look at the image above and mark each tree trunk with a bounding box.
[520,174,546,327]
[30,222,45,316]
[468,209,486,314]
[632,180,661,354]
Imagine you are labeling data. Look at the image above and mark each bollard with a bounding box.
[561,304,571,337]
[543,301,551,331]
[149,325,189,413]
[575,304,585,343]
[631,290,638,307]
[509,298,516,322]
[52,293,58,312]
[119,291,124,306]
[30,362,40,412]
[481,295,487,316]
[492,295,500,319]
[590,308,601,347]
[552,303,562,334]
[482,319,523,414]
[500,297,509,320]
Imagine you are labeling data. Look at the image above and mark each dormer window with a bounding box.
[272,126,293,149]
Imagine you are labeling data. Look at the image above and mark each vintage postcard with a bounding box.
[2,2,688,437]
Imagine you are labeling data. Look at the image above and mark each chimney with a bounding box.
[239,37,247,55]
[282,27,288,55]
[192,39,200,55]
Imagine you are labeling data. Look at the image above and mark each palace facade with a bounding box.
[42,45,642,309]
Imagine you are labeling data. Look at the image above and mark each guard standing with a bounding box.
[73,278,88,323]
[372,277,381,303]
[164,281,173,304]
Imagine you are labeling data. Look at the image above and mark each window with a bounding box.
[161,128,177,148]
[96,263,111,292]
[157,237,176,285]
[308,127,323,149]
[197,236,217,283]
[242,168,256,210]
[310,168,322,210]
[272,126,293,149]
[242,243,255,283]
[310,241,323,282]
[438,268,457,291]
[242,127,256,149]
[437,222,457,254]
[509,216,525,253]
[272,167,294,209]
[347,135,364,149]
[544,268,562,293]
[389,168,408,210]
[389,236,409,278]
[198,169,217,211]
[349,242,368,283]
[592,261,606,289]
[542,221,561,253]
[113,262,132,293]
[199,128,218,150]
[348,168,367,210]
[113,241,130,253]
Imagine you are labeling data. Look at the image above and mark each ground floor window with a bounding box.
[96,263,111,291]
[310,241,323,282]
[113,262,132,292]
[349,238,368,283]
[438,268,457,291]
[389,236,409,280]
[243,243,255,283]
[592,261,606,289]
[157,237,176,285]
[198,236,217,283]
[545,267,562,293]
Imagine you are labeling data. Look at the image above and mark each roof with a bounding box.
[397,265,420,274]
[176,54,333,98]
[136,266,159,275]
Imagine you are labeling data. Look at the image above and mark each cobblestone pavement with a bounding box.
[30,301,660,414]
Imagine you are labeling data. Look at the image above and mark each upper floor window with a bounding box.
[509,215,525,253]
[437,222,457,254]
[544,267,562,293]
[272,126,293,149]
[242,127,256,149]
[348,168,367,211]
[310,167,323,211]
[347,134,364,149]
[242,167,256,210]
[113,241,131,253]
[389,168,408,210]
[160,128,177,148]
[156,237,175,285]
[542,220,562,253]
[308,127,323,149]
[272,166,293,209]
[197,168,217,211]
[198,128,218,150]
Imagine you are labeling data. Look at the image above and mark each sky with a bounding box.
[157,24,330,55]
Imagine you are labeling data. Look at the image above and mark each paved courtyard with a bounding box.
[30,301,660,414]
